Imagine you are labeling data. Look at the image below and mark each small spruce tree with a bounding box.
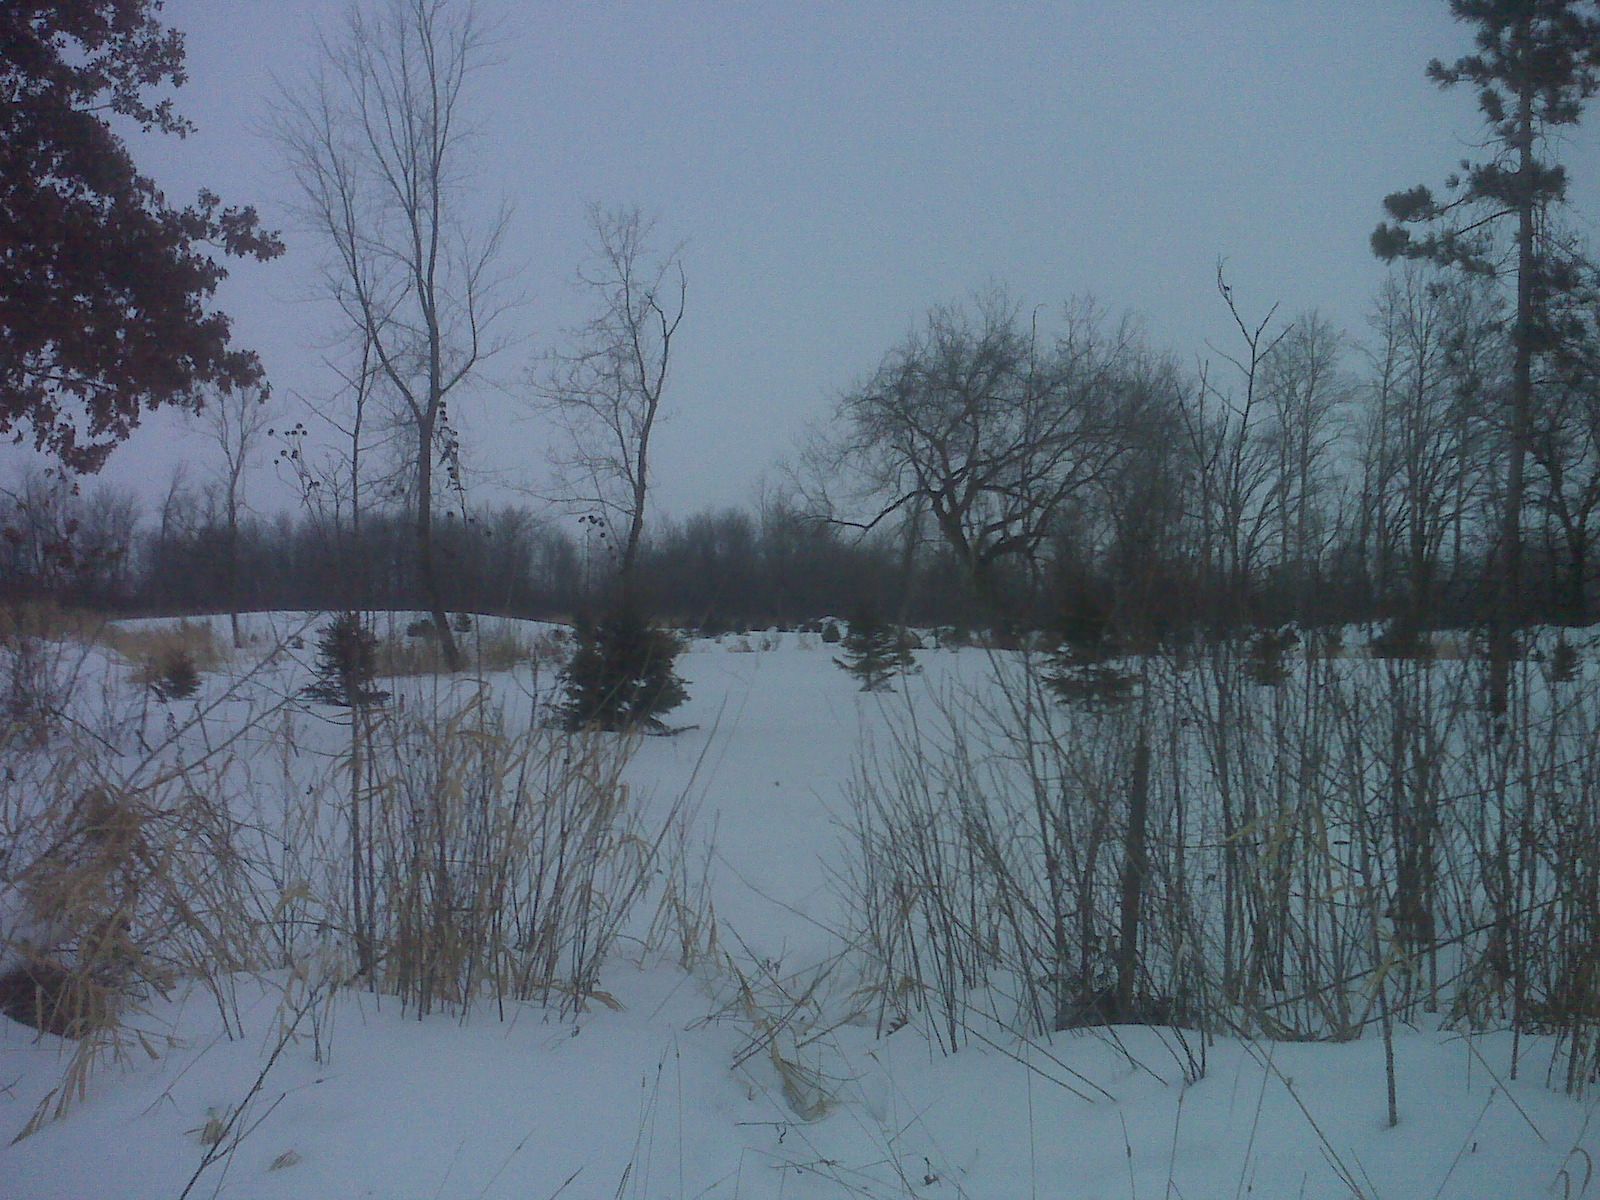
[303,612,388,707]
[834,611,915,692]
[559,609,688,731]
[1044,597,1135,710]
[1244,626,1299,687]
[1548,634,1581,684]
[148,649,200,702]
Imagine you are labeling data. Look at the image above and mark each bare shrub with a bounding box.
[838,660,1189,1049]
[838,639,1600,1096]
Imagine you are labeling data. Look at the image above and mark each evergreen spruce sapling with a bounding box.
[1244,625,1299,686]
[834,611,915,692]
[1548,633,1581,683]
[1044,595,1136,709]
[149,650,200,702]
[559,609,688,731]
[304,612,388,707]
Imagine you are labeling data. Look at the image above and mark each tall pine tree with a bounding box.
[1373,0,1600,716]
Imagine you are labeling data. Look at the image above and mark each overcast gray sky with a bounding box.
[21,1,1600,523]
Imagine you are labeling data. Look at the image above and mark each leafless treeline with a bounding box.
[6,259,1600,637]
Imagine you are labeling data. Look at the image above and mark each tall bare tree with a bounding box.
[537,206,685,611]
[1529,260,1600,622]
[1360,269,1500,633]
[277,0,510,668]
[196,385,273,647]
[1261,311,1348,622]
[1178,269,1291,628]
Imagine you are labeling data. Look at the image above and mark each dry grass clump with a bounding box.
[373,634,452,676]
[524,625,572,667]
[0,959,117,1040]
[373,622,552,677]
[2,623,685,1147]
[297,691,678,1017]
[0,600,108,645]
[2,745,263,1136]
[478,629,531,672]
[106,620,230,686]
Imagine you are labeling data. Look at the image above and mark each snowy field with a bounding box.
[1,613,1596,1199]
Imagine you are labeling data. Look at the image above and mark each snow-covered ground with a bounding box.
[2,615,1595,1198]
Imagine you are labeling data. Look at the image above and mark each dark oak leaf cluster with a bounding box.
[1,1,282,472]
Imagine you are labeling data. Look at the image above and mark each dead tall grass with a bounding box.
[102,620,230,686]
[2,610,692,1148]
[372,624,549,677]
[275,686,686,1018]
[0,600,108,645]
[383,701,674,1015]
[1,732,267,1136]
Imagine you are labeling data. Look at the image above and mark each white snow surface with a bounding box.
[1,614,1594,1199]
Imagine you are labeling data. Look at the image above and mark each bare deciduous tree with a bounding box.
[1359,267,1499,631]
[1530,264,1600,623]
[536,205,685,611]
[813,291,1138,619]
[1178,269,1291,628]
[276,0,511,669]
[1261,310,1349,622]
[196,385,273,648]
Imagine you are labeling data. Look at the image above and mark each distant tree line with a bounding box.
[4,266,1600,638]
[0,472,968,627]
[5,277,1600,651]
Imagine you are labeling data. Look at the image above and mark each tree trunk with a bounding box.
[226,508,242,650]
[1115,721,1151,1021]
[415,422,461,670]
[1489,87,1536,719]
[1563,529,1589,625]
[618,416,651,615]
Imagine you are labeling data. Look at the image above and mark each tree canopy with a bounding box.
[0,0,282,472]
[815,292,1155,612]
